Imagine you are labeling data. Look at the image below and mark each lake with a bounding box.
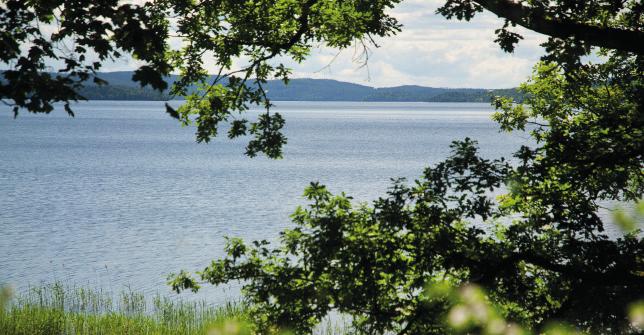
[1,101,533,303]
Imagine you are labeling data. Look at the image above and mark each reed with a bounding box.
[0,282,248,335]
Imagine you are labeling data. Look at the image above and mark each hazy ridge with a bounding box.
[77,71,523,102]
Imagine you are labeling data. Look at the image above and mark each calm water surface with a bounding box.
[1,101,533,302]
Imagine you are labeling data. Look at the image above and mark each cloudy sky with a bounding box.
[105,0,549,88]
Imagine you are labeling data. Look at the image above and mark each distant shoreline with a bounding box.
[72,98,500,103]
[74,72,523,103]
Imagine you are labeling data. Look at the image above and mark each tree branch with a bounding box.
[511,251,643,286]
[475,0,644,54]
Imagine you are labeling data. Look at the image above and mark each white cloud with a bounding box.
[276,1,547,88]
[95,0,548,88]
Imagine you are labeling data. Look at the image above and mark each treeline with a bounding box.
[77,85,169,101]
[76,72,523,102]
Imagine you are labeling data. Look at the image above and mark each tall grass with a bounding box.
[0,282,248,335]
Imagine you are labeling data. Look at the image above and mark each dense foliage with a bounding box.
[0,0,170,115]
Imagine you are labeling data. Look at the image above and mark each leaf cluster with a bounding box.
[161,0,402,157]
[0,0,171,116]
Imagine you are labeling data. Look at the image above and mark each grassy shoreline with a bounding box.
[0,283,248,335]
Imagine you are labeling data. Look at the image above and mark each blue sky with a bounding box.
[96,1,548,88]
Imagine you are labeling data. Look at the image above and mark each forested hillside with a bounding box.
[77,72,522,102]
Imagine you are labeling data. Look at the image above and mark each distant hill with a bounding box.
[74,72,523,102]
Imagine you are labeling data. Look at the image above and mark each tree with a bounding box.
[4,0,642,157]
[169,61,643,334]
[162,1,642,334]
[3,0,643,333]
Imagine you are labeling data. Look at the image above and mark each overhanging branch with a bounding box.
[475,0,644,54]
